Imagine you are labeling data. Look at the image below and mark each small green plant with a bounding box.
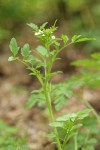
[8,22,96,150]
[71,52,100,123]
[0,120,29,150]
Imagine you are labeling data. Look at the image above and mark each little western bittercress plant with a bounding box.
[8,22,95,150]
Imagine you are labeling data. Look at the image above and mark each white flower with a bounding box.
[42,34,45,36]
[39,30,43,33]
[51,35,55,39]
[35,32,39,36]
[35,30,43,36]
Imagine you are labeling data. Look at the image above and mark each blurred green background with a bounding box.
[0,0,100,54]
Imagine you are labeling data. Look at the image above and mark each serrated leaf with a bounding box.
[36,45,48,57]
[71,35,82,42]
[27,23,38,31]
[54,41,60,49]
[64,90,73,98]
[26,55,40,65]
[40,22,48,29]
[49,122,64,127]
[9,38,19,56]
[27,55,36,65]
[76,37,96,43]
[57,109,91,122]
[26,88,45,108]
[52,82,74,110]
[72,59,96,67]
[61,34,69,44]
[21,44,31,57]
[57,113,77,122]
[77,109,91,120]
[55,96,65,110]
[25,94,37,109]
[36,62,45,68]
[71,124,83,131]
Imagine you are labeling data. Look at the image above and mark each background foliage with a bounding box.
[0,0,100,52]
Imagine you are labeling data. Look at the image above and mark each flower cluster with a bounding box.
[35,30,43,35]
[35,30,55,39]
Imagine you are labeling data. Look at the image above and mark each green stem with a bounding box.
[47,42,73,74]
[42,42,75,150]
[59,42,73,53]
[43,45,62,150]
[62,133,69,149]
[44,83,62,150]
[74,133,78,150]
[62,123,73,149]
[78,94,100,124]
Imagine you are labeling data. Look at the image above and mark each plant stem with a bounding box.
[44,83,62,150]
[43,44,63,150]
[62,133,69,149]
[59,42,73,53]
[62,123,73,150]
[74,133,78,150]
[78,94,100,124]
